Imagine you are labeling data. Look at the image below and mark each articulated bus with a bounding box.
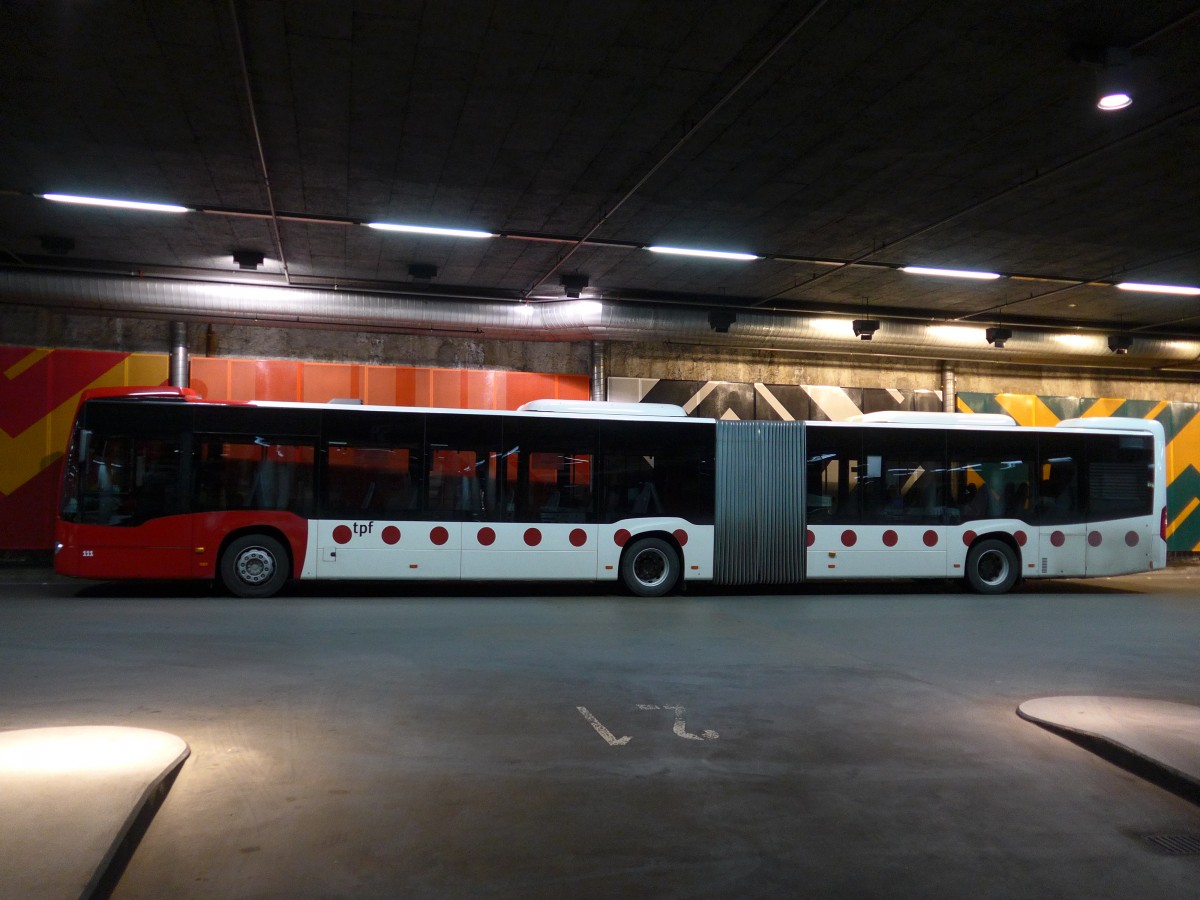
[55,387,1167,597]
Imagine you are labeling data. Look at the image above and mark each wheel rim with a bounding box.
[632,547,669,588]
[235,546,275,585]
[977,548,1010,586]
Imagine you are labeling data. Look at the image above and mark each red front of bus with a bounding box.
[54,388,310,584]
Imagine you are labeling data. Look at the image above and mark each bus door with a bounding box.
[804,425,949,580]
[460,417,598,580]
[1035,436,1086,577]
[318,436,460,580]
[316,411,506,580]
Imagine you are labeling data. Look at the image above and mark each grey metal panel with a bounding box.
[714,420,806,585]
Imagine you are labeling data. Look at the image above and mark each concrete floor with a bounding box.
[1,569,1198,898]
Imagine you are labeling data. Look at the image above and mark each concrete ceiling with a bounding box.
[1,1,1199,338]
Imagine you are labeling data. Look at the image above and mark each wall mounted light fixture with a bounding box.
[986,327,1012,348]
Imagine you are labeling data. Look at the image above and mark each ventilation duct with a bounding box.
[2,270,1199,370]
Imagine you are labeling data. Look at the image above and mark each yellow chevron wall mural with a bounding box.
[0,347,169,551]
[958,392,1200,552]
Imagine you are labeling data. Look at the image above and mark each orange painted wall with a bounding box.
[4,350,588,550]
[189,357,589,409]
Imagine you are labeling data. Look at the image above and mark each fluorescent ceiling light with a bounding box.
[366,222,493,239]
[1116,282,1200,296]
[1098,92,1132,111]
[42,193,189,213]
[901,266,1001,280]
[647,245,759,261]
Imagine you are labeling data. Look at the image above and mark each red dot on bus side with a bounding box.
[1125,530,1139,547]
[477,527,496,546]
[614,529,630,547]
[1014,530,1027,547]
[524,528,542,547]
[333,525,352,545]
[841,529,857,547]
[1051,531,1065,547]
[962,530,977,546]
[673,529,689,546]
[882,530,898,547]
[1088,531,1102,547]
[923,530,939,547]
[570,528,587,547]
[806,529,815,547]
[430,526,449,546]
[382,526,401,545]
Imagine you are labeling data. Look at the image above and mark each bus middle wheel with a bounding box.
[220,533,289,598]
[965,538,1019,595]
[619,536,680,597]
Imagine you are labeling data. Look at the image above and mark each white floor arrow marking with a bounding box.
[636,704,719,740]
[576,707,631,746]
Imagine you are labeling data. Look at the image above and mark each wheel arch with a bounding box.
[620,529,684,569]
[966,530,1022,565]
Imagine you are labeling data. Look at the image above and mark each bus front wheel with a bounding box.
[965,538,1019,595]
[220,534,289,598]
[620,537,680,597]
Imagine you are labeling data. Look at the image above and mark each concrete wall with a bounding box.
[2,305,1196,402]
[0,306,591,374]
[609,340,1200,403]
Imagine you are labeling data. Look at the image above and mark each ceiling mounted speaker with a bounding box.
[986,327,1012,348]
[852,319,879,341]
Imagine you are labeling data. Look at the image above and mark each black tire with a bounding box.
[619,537,680,597]
[965,538,1019,595]
[220,534,289,598]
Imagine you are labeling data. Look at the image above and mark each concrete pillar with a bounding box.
[170,321,189,388]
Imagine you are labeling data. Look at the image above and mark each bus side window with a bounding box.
[425,413,504,521]
[859,428,947,525]
[1035,433,1085,525]
[948,430,1036,524]
[804,425,863,523]
[77,435,184,526]
[325,445,416,517]
[195,437,314,515]
[1086,433,1153,520]
[597,420,715,525]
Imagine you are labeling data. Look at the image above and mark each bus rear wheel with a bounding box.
[220,534,289,598]
[620,537,680,597]
[965,538,1019,595]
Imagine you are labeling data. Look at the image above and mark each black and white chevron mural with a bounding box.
[609,378,943,422]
